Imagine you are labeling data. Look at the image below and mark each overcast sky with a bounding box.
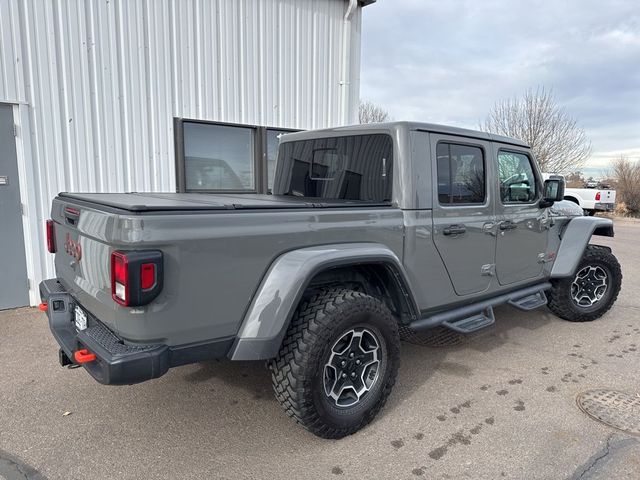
[360,0,640,174]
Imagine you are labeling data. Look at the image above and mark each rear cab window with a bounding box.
[272,134,393,202]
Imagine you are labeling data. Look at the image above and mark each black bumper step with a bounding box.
[39,279,169,385]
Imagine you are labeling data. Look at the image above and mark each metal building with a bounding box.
[0,0,372,308]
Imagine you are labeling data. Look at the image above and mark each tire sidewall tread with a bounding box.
[269,288,400,439]
[548,245,622,322]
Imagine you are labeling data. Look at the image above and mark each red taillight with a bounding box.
[46,220,56,253]
[141,263,156,290]
[111,251,129,306]
[110,250,163,307]
[595,191,601,201]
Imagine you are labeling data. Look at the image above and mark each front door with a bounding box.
[494,147,549,285]
[431,134,496,296]
[0,104,29,309]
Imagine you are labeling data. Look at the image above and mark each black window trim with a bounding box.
[435,140,489,208]
[174,117,300,194]
[496,147,541,206]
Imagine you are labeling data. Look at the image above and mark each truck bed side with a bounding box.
[51,194,404,347]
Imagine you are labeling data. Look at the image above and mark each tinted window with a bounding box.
[498,151,537,203]
[183,122,254,191]
[273,134,393,202]
[437,143,485,204]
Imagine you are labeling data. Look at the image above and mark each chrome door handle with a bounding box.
[499,221,518,231]
[443,224,466,236]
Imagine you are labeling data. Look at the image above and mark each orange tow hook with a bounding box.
[74,349,96,364]
[38,302,48,312]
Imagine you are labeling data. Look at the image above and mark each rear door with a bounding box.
[431,134,497,296]
[0,104,29,310]
[494,146,549,285]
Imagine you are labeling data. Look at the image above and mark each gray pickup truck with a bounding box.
[40,122,622,438]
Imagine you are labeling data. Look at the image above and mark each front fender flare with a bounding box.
[228,243,418,361]
[550,216,614,278]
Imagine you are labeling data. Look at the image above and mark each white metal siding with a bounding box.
[0,0,363,305]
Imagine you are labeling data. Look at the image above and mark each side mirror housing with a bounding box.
[540,175,565,208]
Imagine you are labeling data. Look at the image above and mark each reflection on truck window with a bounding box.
[185,157,244,190]
[498,151,537,203]
[273,134,393,202]
[183,122,254,191]
[437,143,485,204]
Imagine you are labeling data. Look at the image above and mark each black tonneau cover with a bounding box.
[58,192,391,213]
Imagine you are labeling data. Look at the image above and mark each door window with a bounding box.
[498,151,537,203]
[436,143,485,204]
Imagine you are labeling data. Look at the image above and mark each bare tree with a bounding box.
[611,156,640,212]
[359,100,390,124]
[481,87,591,173]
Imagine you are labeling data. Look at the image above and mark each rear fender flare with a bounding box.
[228,243,418,361]
[550,216,614,278]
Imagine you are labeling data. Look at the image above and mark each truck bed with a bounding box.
[50,192,404,348]
[59,192,391,213]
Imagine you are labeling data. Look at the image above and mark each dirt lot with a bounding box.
[1,219,639,480]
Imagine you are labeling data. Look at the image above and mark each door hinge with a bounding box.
[13,124,18,137]
[481,264,496,276]
[27,278,31,289]
[538,252,552,263]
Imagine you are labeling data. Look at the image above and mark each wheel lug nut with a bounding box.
[356,359,361,365]
[341,360,346,366]
[342,373,347,378]
[349,353,354,358]
[351,372,356,377]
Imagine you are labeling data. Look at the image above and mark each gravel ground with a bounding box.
[1,219,639,480]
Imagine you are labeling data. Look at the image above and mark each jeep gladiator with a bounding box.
[40,122,622,438]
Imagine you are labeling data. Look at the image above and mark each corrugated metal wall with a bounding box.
[0,0,363,304]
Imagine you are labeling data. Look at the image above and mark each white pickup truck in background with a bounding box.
[543,173,616,216]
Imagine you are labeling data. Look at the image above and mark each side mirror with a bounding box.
[540,175,565,208]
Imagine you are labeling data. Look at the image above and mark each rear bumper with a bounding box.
[39,279,234,385]
[594,202,615,211]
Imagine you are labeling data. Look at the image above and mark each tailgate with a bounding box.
[599,190,616,203]
[51,197,119,332]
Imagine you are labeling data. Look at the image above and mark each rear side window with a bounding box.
[436,143,486,204]
[498,151,537,203]
[272,134,393,202]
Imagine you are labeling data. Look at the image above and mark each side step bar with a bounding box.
[508,291,548,311]
[409,282,551,332]
[444,307,495,333]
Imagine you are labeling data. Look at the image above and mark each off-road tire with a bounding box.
[268,288,400,439]
[547,245,622,322]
